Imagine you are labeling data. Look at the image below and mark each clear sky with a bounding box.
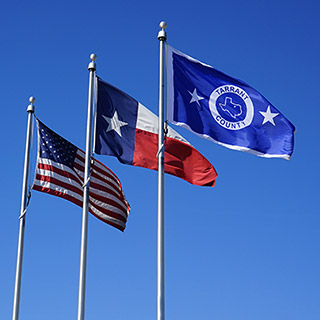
[1,0,319,319]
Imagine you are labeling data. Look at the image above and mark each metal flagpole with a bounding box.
[12,96,35,320]
[157,21,167,320]
[77,53,97,320]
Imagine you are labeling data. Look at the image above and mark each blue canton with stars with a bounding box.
[37,120,78,169]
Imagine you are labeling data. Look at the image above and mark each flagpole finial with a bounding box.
[29,96,35,104]
[159,21,167,30]
[158,21,167,41]
[88,53,97,71]
[27,96,35,113]
[90,53,97,61]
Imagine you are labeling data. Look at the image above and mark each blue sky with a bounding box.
[1,0,320,319]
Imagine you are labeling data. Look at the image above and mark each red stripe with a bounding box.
[33,149,130,231]
[32,184,83,208]
[73,159,121,194]
[37,162,120,199]
[71,166,122,199]
[92,162,119,184]
[89,180,120,199]
[90,171,121,192]
[88,199,127,222]
[76,151,118,181]
[88,209,125,232]
[89,190,128,213]
[73,162,83,173]
[38,162,82,184]
[35,174,83,197]
[133,129,217,187]
[75,150,120,183]
[75,151,86,164]
[35,174,127,216]
[34,179,127,223]
[32,184,126,231]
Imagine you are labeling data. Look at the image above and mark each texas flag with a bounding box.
[94,77,217,187]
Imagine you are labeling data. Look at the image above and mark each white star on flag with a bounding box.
[188,88,204,106]
[259,105,279,126]
[102,111,128,137]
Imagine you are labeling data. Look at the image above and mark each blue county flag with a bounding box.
[94,77,217,187]
[167,45,295,159]
[32,119,130,231]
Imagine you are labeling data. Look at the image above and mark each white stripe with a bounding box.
[37,158,122,198]
[167,44,214,69]
[89,196,127,218]
[33,123,128,230]
[171,120,291,160]
[91,166,120,191]
[73,154,120,191]
[89,177,121,197]
[74,150,124,199]
[89,204,125,229]
[91,176,121,196]
[34,179,127,219]
[36,166,82,189]
[73,156,85,171]
[89,186,127,211]
[34,180,125,228]
[75,150,119,183]
[76,149,85,160]
[92,159,118,181]
[33,179,83,202]
[73,166,121,194]
[52,151,126,210]
[38,158,81,178]
[136,102,190,145]
[136,102,158,133]
[35,167,127,214]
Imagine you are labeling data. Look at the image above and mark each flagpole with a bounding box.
[12,97,35,320]
[157,21,167,320]
[77,53,96,320]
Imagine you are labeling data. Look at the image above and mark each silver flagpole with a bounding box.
[157,21,167,320]
[12,96,35,320]
[77,53,97,320]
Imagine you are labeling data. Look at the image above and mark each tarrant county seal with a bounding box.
[209,85,254,130]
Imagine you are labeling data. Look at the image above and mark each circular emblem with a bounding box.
[209,85,254,130]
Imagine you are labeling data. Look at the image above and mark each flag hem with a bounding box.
[170,120,291,160]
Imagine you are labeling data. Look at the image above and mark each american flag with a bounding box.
[32,119,130,231]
